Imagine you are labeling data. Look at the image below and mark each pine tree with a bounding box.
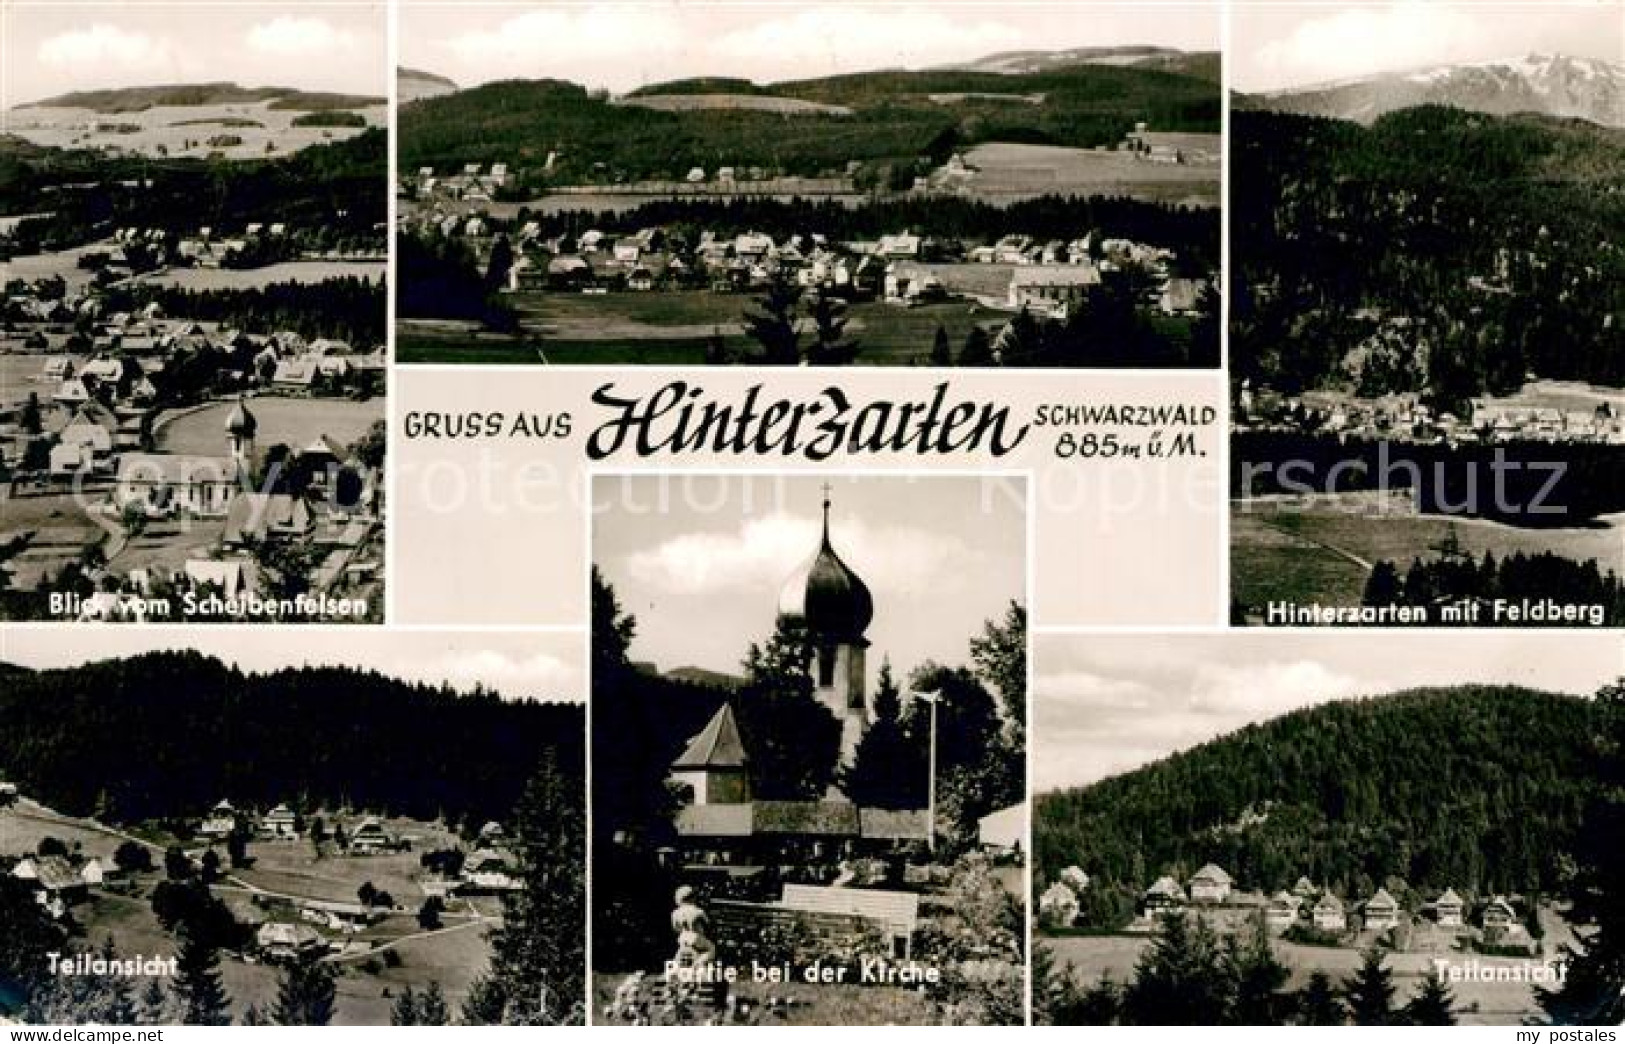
[806,290,859,365]
[1229,914,1290,1025]
[390,985,420,1026]
[842,658,925,808]
[1343,946,1397,1026]
[271,956,337,1026]
[1404,970,1458,1026]
[173,927,231,1026]
[137,980,171,1024]
[418,982,451,1025]
[1121,914,1234,1024]
[471,755,585,1025]
[1296,970,1346,1025]
[930,324,951,366]
[1539,679,1625,1023]
[742,275,801,365]
[98,938,139,1024]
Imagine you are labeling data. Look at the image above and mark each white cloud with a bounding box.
[38,25,176,75]
[711,6,1025,79]
[445,7,687,87]
[415,648,581,700]
[246,17,358,60]
[1252,2,1493,89]
[624,511,973,600]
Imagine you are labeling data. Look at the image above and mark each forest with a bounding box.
[1035,685,1607,930]
[1360,551,1624,626]
[398,64,1218,184]
[0,650,584,834]
[1230,106,1625,400]
[99,277,387,348]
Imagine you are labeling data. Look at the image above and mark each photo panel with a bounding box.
[1031,629,1624,1026]
[1,2,389,623]
[394,1,1221,369]
[590,472,1028,1025]
[0,627,586,1025]
[1227,1,1625,628]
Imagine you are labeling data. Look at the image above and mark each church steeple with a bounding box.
[777,486,872,766]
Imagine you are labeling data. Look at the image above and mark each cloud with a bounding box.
[246,17,358,60]
[712,6,1025,78]
[413,648,582,701]
[444,6,687,86]
[38,25,176,74]
[1251,2,1493,89]
[624,511,974,601]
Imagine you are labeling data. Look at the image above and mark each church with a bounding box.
[667,488,930,863]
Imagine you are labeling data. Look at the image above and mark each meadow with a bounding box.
[6,101,385,159]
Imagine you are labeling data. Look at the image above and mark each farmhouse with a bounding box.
[1266,891,1300,930]
[1482,896,1518,933]
[1434,887,1465,927]
[1008,264,1101,320]
[1189,863,1233,903]
[1143,875,1186,913]
[257,922,325,962]
[260,803,299,840]
[199,799,239,838]
[1313,893,1347,932]
[1292,876,1317,899]
[1363,887,1401,931]
[462,849,521,892]
[348,816,391,853]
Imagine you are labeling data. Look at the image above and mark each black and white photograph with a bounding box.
[395,1,1220,368]
[0,629,586,1026]
[590,473,1028,1024]
[1031,631,1624,1026]
[0,3,389,623]
[1228,2,1625,628]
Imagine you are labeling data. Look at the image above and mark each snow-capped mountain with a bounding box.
[1248,53,1625,127]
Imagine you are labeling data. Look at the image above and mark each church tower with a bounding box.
[777,486,873,766]
[226,397,257,477]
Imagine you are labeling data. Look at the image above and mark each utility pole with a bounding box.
[920,690,941,854]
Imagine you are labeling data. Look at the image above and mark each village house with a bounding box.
[1008,265,1101,320]
[256,922,325,962]
[347,816,391,854]
[199,799,239,839]
[1363,887,1402,931]
[1143,875,1187,914]
[1266,890,1301,930]
[1434,887,1465,928]
[1189,863,1233,903]
[1482,896,1518,935]
[1292,876,1317,900]
[461,850,521,892]
[260,803,299,840]
[1313,893,1347,932]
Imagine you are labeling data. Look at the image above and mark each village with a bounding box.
[0,268,387,622]
[1237,382,1625,446]
[1,779,511,1021]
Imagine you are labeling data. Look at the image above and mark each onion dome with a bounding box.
[777,487,873,641]
[226,398,257,437]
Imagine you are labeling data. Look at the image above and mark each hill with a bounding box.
[1036,685,1606,925]
[19,82,383,113]
[398,66,459,105]
[1237,53,1625,128]
[945,46,1221,84]
[1231,105,1625,398]
[398,64,1218,181]
[0,650,584,831]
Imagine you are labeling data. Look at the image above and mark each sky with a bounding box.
[5,3,388,104]
[1,629,585,703]
[1233,1,1625,93]
[400,1,1221,93]
[1033,631,1622,793]
[593,473,1027,690]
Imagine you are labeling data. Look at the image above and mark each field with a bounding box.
[1,799,496,1025]
[0,490,106,592]
[0,354,66,408]
[401,292,1011,365]
[6,100,385,159]
[4,242,120,294]
[130,260,385,290]
[591,970,939,1026]
[154,397,382,456]
[615,94,852,115]
[1231,493,1625,617]
[954,143,1220,207]
[1041,926,1557,1025]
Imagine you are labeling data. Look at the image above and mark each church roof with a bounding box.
[672,703,747,770]
[777,489,873,641]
